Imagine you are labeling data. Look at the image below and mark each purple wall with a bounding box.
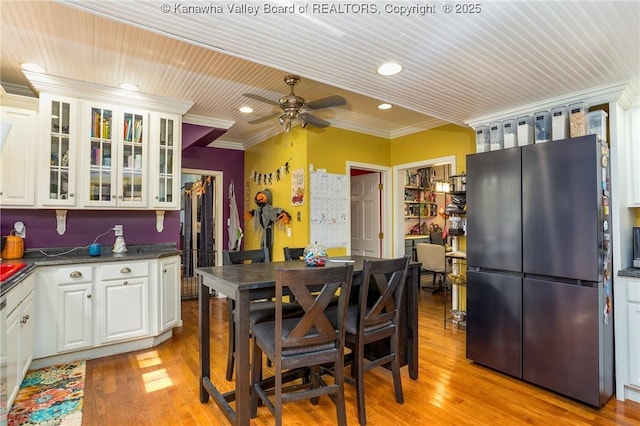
[181,145,244,251]
[0,209,180,249]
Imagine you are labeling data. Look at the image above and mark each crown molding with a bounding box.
[205,140,246,150]
[23,71,194,114]
[183,114,234,129]
[466,80,633,128]
[0,87,39,111]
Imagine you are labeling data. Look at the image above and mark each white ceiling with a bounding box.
[1,1,639,149]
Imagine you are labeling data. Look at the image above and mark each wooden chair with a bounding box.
[283,246,305,261]
[222,248,302,380]
[415,243,447,293]
[338,256,410,426]
[250,265,354,426]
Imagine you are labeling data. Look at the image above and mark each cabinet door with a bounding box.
[84,103,118,207]
[159,257,180,332]
[627,108,640,206]
[99,277,149,343]
[6,303,20,410]
[0,106,37,206]
[117,108,148,208]
[19,291,35,380]
[57,283,93,352]
[628,301,640,387]
[39,95,78,206]
[151,113,181,209]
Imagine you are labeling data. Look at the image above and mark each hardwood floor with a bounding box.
[83,288,640,425]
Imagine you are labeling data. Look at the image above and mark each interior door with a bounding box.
[350,172,381,257]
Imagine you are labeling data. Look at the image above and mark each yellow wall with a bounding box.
[307,126,391,172]
[390,124,475,174]
[244,123,476,259]
[244,128,308,261]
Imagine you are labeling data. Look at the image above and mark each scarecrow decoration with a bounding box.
[246,189,291,260]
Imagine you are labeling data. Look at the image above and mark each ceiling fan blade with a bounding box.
[306,95,346,110]
[301,113,331,128]
[248,113,279,125]
[242,93,279,106]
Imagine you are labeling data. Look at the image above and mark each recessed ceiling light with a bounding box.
[239,106,254,113]
[119,83,139,91]
[20,62,46,73]
[376,62,402,76]
[378,103,393,110]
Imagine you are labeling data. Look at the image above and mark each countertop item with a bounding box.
[1,243,181,297]
[618,267,640,279]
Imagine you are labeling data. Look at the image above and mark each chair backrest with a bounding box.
[223,247,269,265]
[415,243,446,273]
[274,265,353,361]
[283,247,305,261]
[358,257,409,338]
[429,231,445,246]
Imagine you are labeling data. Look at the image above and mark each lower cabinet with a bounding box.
[159,256,180,332]
[6,273,35,411]
[98,261,149,344]
[615,276,640,403]
[34,256,180,362]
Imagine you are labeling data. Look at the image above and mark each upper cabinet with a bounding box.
[38,94,79,207]
[150,113,181,209]
[627,107,640,207]
[0,103,37,207]
[18,71,194,211]
[82,103,148,208]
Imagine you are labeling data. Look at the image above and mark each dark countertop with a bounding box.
[618,267,640,279]
[1,243,181,297]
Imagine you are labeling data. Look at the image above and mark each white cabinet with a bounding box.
[626,106,640,206]
[615,276,640,403]
[82,103,148,208]
[151,113,181,209]
[34,258,180,365]
[159,256,180,332]
[57,283,93,352]
[5,274,35,411]
[627,279,640,388]
[38,94,80,207]
[97,261,149,344]
[0,106,37,206]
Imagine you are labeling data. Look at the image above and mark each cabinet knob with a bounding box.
[121,267,132,274]
[69,193,74,198]
[87,294,92,299]
[163,269,167,273]
[20,314,29,324]
[70,271,83,278]
[155,196,160,200]
[118,195,123,200]
[123,280,128,286]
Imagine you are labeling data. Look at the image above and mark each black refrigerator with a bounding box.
[466,134,614,407]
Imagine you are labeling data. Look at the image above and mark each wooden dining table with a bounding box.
[196,255,421,426]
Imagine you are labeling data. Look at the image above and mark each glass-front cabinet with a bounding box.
[151,113,181,209]
[84,104,147,208]
[39,94,78,207]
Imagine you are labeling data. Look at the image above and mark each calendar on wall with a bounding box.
[310,171,348,248]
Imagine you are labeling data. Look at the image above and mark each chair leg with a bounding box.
[250,341,263,418]
[390,333,404,404]
[354,344,367,426]
[334,359,347,426]
[226,299,235,381]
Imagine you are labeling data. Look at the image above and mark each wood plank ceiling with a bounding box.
[1,1,638,148]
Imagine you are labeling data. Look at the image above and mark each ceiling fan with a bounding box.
[243,74,346,132]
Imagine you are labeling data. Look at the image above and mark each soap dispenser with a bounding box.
[113,236,127,254]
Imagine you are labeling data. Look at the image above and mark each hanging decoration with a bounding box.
[249,158,292,185]
[291,168,305,206]
[183,176,211,197]
[246,189,291,260]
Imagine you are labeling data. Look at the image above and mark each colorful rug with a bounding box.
[8,361,85,426]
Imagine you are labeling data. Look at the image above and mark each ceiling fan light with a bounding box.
[284,118,291,132]
[278,114,286,125]
[299,116,307,128]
